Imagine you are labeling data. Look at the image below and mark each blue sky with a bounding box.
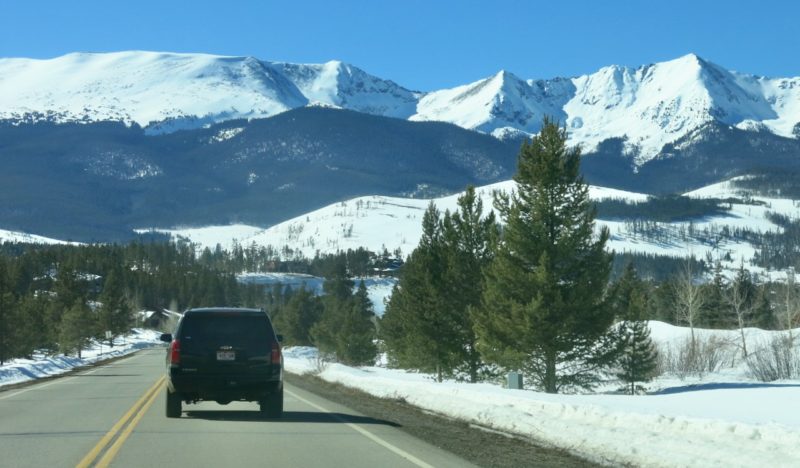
[1,0,798,90]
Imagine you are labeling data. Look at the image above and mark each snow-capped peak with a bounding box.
[0,51,797,164]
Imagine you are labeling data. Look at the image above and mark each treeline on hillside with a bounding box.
[752,213,800,271]
[595,195,734,222]
[607,210,800,274]
[611,253,706,282]
[0,241,386,366]
[732,168,800,199]
[191,241,402,277]
[0,242,241,364]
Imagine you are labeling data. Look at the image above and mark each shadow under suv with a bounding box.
[159,308,283,418]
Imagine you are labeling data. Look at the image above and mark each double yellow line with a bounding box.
[77,375,166,468]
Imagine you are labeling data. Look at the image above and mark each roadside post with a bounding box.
[507,372,523,389]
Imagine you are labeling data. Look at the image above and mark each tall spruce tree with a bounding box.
[443,186,499,382]
[612,264,658,394]
[0,258,14,365]
[98,268,131,347]
[381,203,462,382]
[474,118,617,393]
[311,261,377,365]
[59,302,94,359]
[274,287,322,346]
[314,280,378,366]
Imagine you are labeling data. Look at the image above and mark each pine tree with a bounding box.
[311,259,363,363]
[98,268,131,347]
[344,280,378,365]
[751,284,776,329]
[443,186,499,382]
[274,287,322,346]
[612,264,658,394]
[702,261,728,328]
[0,258,15,365]
[474,118,618,393]
[59,302,94,359]
[381,203,462,382]
[13,295,46,359]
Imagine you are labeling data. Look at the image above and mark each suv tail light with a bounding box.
[169,339,181,365]
[271,341,281,366]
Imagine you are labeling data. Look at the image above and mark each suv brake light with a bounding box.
[271,341,281,365]
[170,339,181,365]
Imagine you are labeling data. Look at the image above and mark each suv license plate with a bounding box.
[216,351,235,361]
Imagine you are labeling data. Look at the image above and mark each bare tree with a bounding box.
[673,258,706,349]
[726,266,752,358]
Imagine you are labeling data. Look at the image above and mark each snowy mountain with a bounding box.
[0,51,419,134]
[1,52,798,163]
[414,54,800,162]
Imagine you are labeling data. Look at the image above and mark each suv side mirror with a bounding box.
[160,333,173,343]
[276,334,284,343]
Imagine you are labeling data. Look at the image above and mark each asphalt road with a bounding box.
[0,349,477,468]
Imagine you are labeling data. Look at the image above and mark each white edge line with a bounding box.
[286,388,435,468]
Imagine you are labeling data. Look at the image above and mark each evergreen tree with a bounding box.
[0,258,15,365]
[13,295,46,358]
[751,284,776,329]
[702,261,728,328]
[273,287,322,346]
[311,259,356,361]
[612,264,658,394]
[347,280,379,362]
[474,118,618,393]
[313,280,378,366]
[98,268,131,347]
[443,186,499,382]
[59,302,94,359]
[381,203,462,382]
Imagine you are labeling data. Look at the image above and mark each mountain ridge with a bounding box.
[2,51,798,164]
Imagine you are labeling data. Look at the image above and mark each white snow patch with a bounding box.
[0,329,163,388]
[283,322,800,467]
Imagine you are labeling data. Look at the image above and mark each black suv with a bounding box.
[159,308,283,418]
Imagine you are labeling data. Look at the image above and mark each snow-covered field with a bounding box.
[284,323,800,467]
[0,228,78,245]
[0,328,163,388]
[159,177,800,279]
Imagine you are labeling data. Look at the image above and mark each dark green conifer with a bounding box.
[381,203,460,382]
[444,186,499,382]
[474,118,618,393]
[274,287,322,346]
[59,302,94,359]
[613,264,658,394]
[98,268,131,347]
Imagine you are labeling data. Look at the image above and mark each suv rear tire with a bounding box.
[166,389,182,418]
[260,387,283,419]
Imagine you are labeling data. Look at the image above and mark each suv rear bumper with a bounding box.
[168,370,282,402]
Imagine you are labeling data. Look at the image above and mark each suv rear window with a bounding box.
[180,314,274,351]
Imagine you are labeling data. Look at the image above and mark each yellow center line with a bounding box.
[94,377,164,467]
[76,375,165,468]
